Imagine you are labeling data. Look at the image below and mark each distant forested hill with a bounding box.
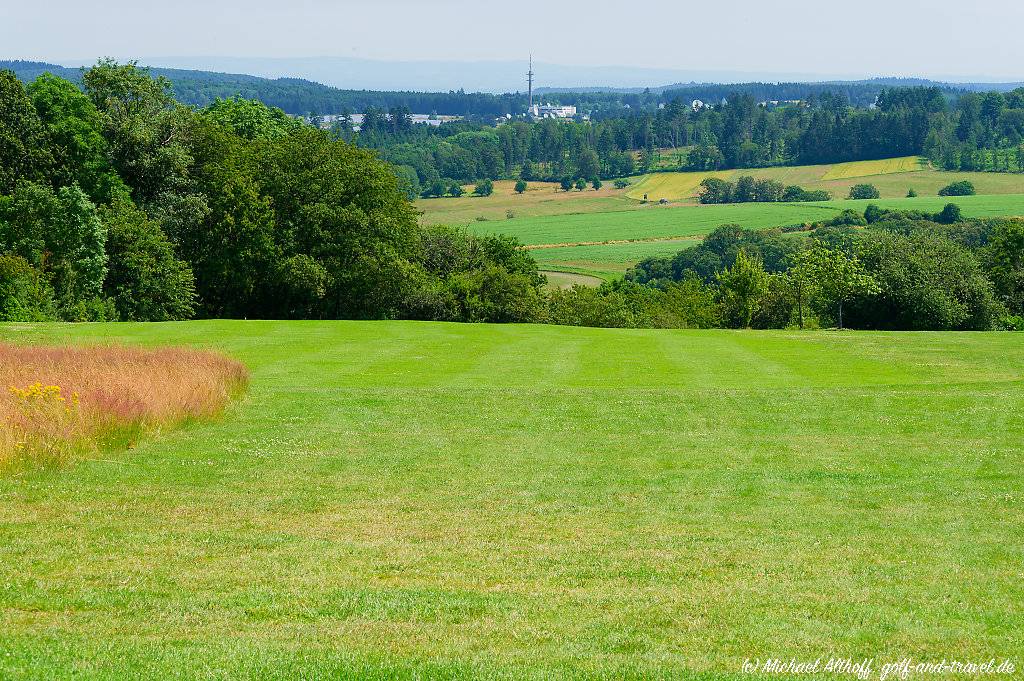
[0,60,524,116]
[5,60,1024,118]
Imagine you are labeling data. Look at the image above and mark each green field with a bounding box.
[532,239,699,279]
[418,161,1024,231]
[472,193,1024,280]
[417,160,1024,282]
[470,202,842,246]
[476,193,1024,247]
[0,320,1021,678]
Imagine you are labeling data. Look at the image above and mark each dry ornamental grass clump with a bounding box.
[0,343,248,468]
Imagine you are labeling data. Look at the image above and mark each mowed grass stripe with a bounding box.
[1,321,1022,677]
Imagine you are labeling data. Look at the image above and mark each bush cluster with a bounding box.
[626,211,1024,330]
[698,176,831,204]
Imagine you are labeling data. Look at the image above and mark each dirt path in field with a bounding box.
[540,271,605,289]
[523,235,703,250]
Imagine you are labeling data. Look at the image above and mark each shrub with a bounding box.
[938,180,975,196]
[1001,314,1023,330]
[699,177,733,204]
[514,179,527,194]
[547,281,679,328]
[783,186,832,202]
[936,203,963,224]
[613,179,630,189]
[848,184,880,200]
[0,254,53,321]
[826,209,867,227]
[473,178,494,197]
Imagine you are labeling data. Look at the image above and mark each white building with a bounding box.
[529,104,577,119]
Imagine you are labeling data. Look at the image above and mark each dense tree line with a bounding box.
[11,61,1024,187]
[698,176,831,204]
[2,61,531,118]
[624,209,1024,330]
[351,87,1003,192]
[4,61,1023,331]
[0,62,546,322]
[922,89,1024,172]
[9,61,951,118]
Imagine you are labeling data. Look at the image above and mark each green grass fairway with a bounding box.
[1,321,1022,678]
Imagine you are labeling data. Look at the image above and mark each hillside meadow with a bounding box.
[471,192,1024,248]
[467,193,1024,280]
[414,158,1024,281]
[623,157,1024,202]
[0,320,1021,678]
[531,238,702,280]
[416,158,1024,228]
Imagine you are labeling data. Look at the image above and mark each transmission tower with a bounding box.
[527,55,535,111]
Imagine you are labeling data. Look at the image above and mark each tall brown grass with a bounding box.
[0,343,248,468]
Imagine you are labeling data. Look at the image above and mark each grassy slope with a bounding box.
[417,180,631,226]
[419,161,1024,281]
[626,158,1024,202]
[1,320,1022,679]
[469,202,844,246]
[531,239,700,280]
[626,157,921,201]
[475,193,1024,280]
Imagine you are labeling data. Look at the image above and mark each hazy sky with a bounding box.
[6,0,1024,81]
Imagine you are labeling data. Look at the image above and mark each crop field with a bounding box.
[624,157,923,201]
[478,193,1024,249]
[417,180,631,225]
[1,320,1021,678]
[531,239,699,280]
[819,156,925,179]
[473,193,1024,280]
[538,270,607,288]
[419,162,1024,283]
[625,157,1024,202]
[469,202,843,247]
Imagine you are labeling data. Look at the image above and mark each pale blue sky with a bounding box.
[6,0,1024,82]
